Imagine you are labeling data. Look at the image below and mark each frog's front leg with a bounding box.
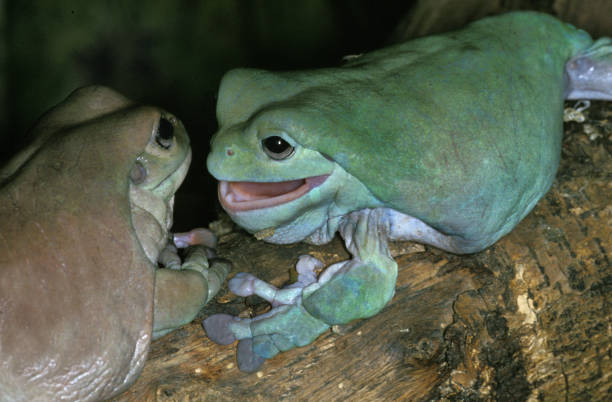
[566,37,612,100]
[228,255,322,306]
[203,209,397,371]
[153,229,230,339]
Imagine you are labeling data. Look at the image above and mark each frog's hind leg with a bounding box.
[385,209,486,254]
[565,38,612,100]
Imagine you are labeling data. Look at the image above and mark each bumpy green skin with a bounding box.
[205,12,610,371]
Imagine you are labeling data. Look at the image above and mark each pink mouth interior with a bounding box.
[219,174,329,212]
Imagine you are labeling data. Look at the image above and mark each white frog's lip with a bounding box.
[218,174,330,213]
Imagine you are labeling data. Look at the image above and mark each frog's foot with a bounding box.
[203,258,394,372]
[566,37,612,100]
[153,242,230,339]
[203,256,324,371]
[202,314,266,372]
[203,302,330,372]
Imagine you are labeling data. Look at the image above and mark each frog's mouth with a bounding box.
[218,174,329,213]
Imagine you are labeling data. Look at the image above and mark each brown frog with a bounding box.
[0,86,228,400]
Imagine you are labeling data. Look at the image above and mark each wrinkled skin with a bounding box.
[0,86,229,400]
[203,12,612,372]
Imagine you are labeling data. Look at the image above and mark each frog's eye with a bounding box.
[155,117,174,149]
[130,161,147,184]
[262,136,295,160]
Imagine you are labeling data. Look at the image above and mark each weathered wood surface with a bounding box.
[114,101,610,401]
[391,0,612,40]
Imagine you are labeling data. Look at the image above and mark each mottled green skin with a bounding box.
[205,12,610,371]
[215,12,591,250]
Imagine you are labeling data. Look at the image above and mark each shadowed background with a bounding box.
[1,0,610,228]
[0,0,415,228]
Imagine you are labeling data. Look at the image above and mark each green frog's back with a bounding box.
[288,12,596,251]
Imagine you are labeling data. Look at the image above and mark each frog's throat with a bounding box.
[218,175,329,213]
[130,150,192,264]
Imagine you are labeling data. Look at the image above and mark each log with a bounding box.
[113,100,610,400]
[390,0,612,41]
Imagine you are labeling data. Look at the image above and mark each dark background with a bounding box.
[1,0,610,228]
[1,1,417,228]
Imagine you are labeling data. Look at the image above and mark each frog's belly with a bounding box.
[384,208,480,254]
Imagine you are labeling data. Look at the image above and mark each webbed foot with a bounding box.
[199,315,279,372]
[203,301,330,372]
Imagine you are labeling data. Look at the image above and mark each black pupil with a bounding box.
[158,117,174,140]
[263,136,290,153]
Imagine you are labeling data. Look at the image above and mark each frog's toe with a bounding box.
[174,228,217,249]
[228,272,258,296]
[202,314,237,345]
[237,339,268,373]
[158,244,181,270]
[237,333,292,371]
[181,245,210,273]
[294,255,322,286]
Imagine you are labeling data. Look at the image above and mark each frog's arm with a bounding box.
[203,209,397,372]
[566,37,612,100]
[153,230,230,339]
[228,255,322,306]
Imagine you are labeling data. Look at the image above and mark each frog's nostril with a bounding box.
[156,117,174,149]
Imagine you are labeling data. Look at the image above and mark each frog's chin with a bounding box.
[218,174,330,213]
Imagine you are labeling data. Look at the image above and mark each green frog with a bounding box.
[203,12,612,371]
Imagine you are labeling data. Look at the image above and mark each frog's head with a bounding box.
[207,69,379,244]
[66,87,192,264]
[1,86,191,264]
